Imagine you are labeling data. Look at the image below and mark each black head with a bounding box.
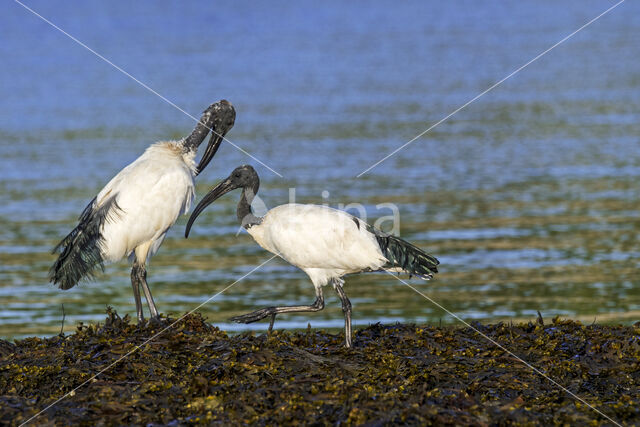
[195,100,236,174]
[185,165,260,238]
[227,164,259,189]
[202,100,236,130]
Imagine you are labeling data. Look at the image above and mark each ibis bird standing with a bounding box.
[185,165,440,347]
[49,100,236,322]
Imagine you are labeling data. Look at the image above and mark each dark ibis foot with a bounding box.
[230,307,276,324]
[147,315,166,328]
[136,315,167,328]
[345,334,352,348]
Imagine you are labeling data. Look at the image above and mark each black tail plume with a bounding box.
[372,228,439,280]
[49,196,121,290]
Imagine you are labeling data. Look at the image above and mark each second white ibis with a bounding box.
[185,164,439,347]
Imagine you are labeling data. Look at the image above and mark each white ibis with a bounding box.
[49,100,236,322]
[184,165,440,347]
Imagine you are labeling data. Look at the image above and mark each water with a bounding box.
[1,0,639,338]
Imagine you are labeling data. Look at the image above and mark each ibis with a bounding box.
[185,165,440,347]
[49,100,236,322]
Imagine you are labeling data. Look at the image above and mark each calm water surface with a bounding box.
[1,1,639,338]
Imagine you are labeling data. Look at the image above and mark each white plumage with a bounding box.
[50,101,235,321]
[98,143,196,264]
[185,165,439,347]
[248,204,387,286]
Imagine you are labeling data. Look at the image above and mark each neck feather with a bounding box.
[237,180,261,228]
[182,115,212,152]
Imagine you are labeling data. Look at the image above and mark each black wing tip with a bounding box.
[376,233,440,278]
[48,270,75,290]
[48,195,116,290]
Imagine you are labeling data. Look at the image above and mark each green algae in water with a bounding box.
[0,309,638,425]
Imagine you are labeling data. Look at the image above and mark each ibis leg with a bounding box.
[136,262,159,319]
[231,287,324,328]
[268,314,276,332]
[130,266,144,323]
[132,242,159,320]
[334,281,352,348]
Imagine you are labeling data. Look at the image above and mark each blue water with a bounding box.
[1,0,639,338]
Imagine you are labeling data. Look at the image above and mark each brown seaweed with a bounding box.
[1,308,638,425]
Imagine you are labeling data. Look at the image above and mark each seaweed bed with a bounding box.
[1,310,638,426]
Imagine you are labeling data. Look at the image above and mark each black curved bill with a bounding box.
[195,101,236,175]
[195,131,223,175]
[185,178,236,238]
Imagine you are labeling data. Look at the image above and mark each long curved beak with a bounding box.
[185,178,236,238]
[195,101,236,175]
[195,131,223,175]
